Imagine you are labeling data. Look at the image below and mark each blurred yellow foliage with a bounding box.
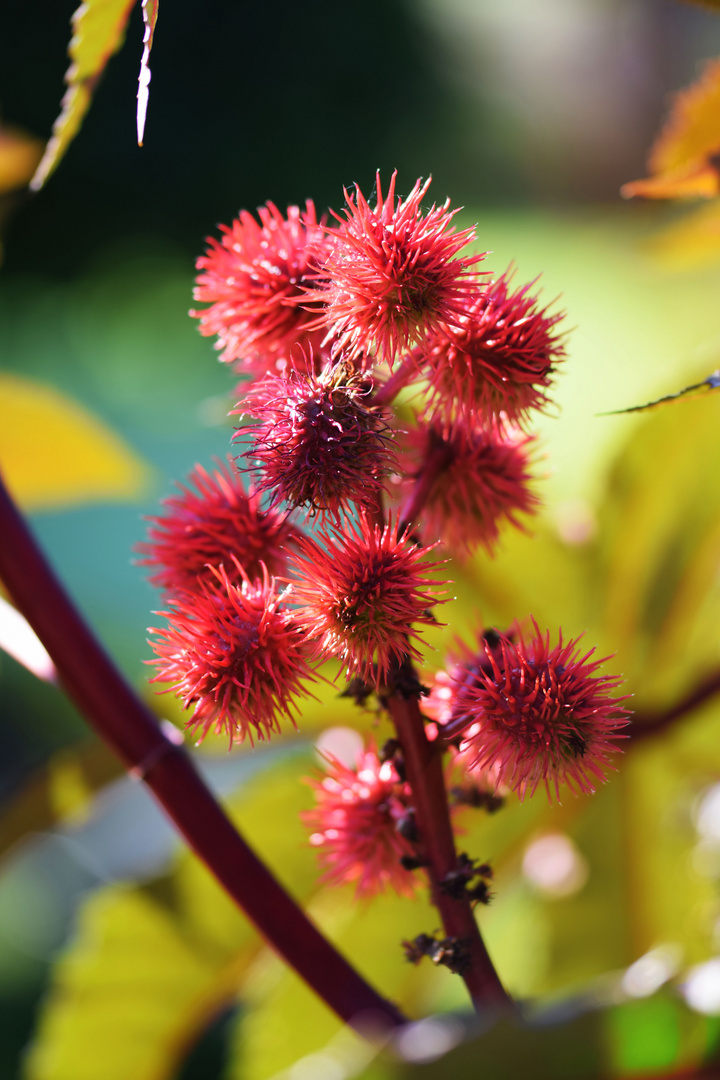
[623,58,720,201]
[0,373,149,509]
[0,124,43,195]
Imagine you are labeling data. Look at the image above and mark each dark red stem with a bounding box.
[0,471,404,1030]
[385,675,512,1012]
[399,438,453,533]
[629,669,720,742]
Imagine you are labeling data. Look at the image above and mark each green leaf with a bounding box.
[30,0,138,190]
[23,887,222,1080]
[593,389,720,707]
[23,755,327,1080]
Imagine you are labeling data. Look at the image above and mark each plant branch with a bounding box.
[629,669,720,743]
[384,663,512,1013]
[399,436,453,533]
[0,470,405,1030]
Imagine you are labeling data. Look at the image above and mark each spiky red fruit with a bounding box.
[136,461,299,593]
[289,515,445,687]
[398,418,538,555]
[148,567,316,745]
[235,359,394,520]
[427,624,629,800]
[421,268,565,426]
[191,201,332,374]
[303,742,418,897]
[313,172,486,367]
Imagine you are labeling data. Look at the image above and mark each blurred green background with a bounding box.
[3,1,720,1077]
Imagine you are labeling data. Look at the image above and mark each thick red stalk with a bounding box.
[0,471,404,1030]
[385,678,511,1012]
[399,438,454,532]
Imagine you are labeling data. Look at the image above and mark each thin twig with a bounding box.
[0,470,404,1030]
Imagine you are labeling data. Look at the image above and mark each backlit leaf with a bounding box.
[593,390,720,707]
[23,888,223,1080]
[0,373,150,509]
[30,0,137,191]
[23,755,324,1080]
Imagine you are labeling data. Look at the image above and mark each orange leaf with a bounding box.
[621,162,720,200]
[623,58,720,200]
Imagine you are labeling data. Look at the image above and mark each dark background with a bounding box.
[1,0,717,278]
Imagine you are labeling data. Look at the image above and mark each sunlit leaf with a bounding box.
[136,0,159,145]
[0,373,150,509]
[30,0,137,191]
[0,123,44,195]
[622,58,720,201]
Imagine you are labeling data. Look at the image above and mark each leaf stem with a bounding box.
[0,470,405,1030]
[384,665,512,1012]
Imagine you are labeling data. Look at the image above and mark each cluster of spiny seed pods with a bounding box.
[139,172,629,901]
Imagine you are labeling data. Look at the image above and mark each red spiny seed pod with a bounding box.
[289,515,446,687]
[148,566,316,746]
[302,742,418,897]
[312,171,487,367]
[235,358,395,521]
[191,201,332,375]
[421,268,566,427]
[136,461,299,594]
[429,624,629,800]
[398,418,538,555]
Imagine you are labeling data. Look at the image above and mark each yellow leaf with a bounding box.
[0,124,44,195]
[623,58,720,201]
[0,373,150,510]
[30,0,137,191]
